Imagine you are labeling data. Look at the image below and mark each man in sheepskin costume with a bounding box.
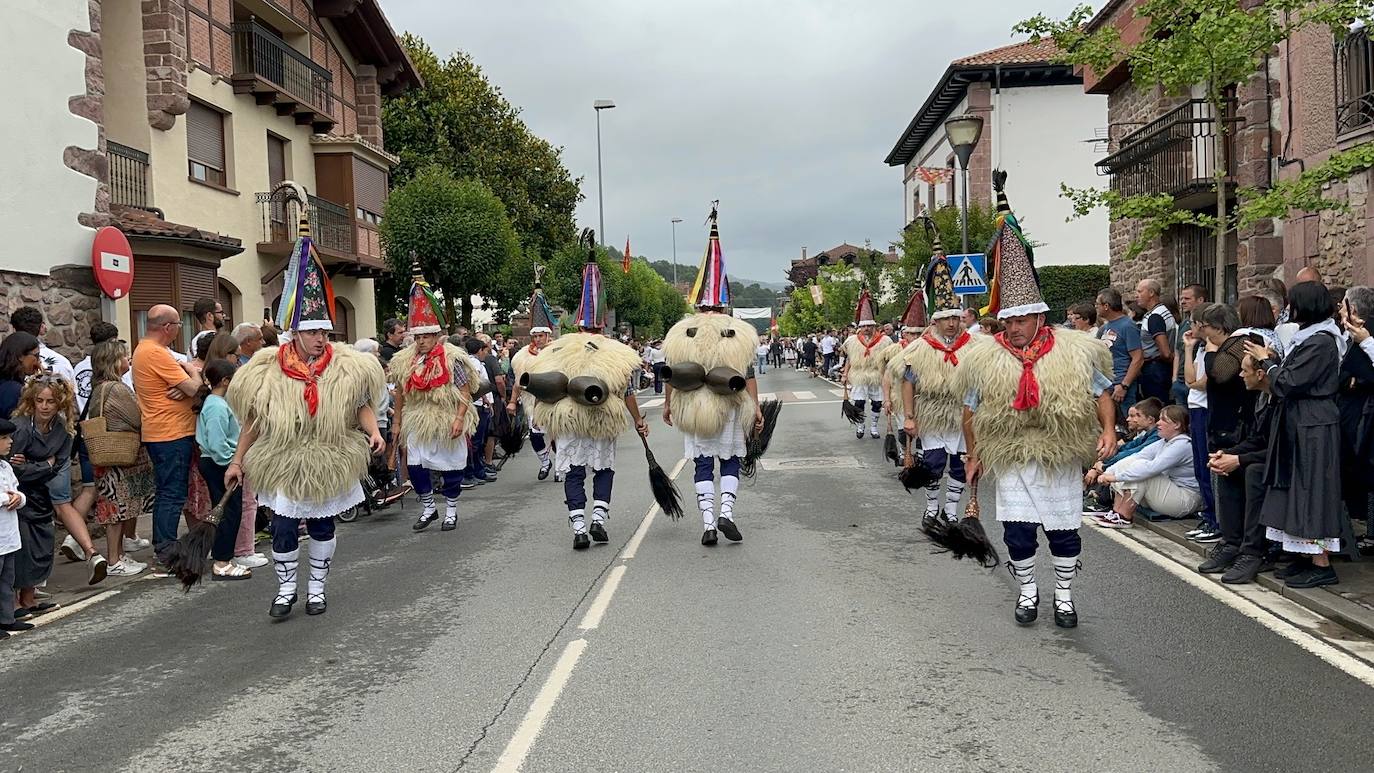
[661,205,763,546]
[523,231,649,551]
[388,264,481,534]
[902,230,973,530]
[840,289,899,439]
[883,285,926,465]
[227,215,385,619]
[957,171,1116,630]
[506,269,559,481]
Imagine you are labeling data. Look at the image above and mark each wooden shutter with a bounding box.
[130,257,175,311]
[267,134,286,186]
[352,158,387,215]
[187,101,225,170]
[179,263,217,311]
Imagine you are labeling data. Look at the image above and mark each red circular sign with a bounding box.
[91,226,134,300]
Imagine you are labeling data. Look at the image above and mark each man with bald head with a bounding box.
[132,303,204,569]
[1296,266,1324,286]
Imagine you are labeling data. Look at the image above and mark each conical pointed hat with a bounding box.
[901,285,927,331]
[275,214,336,332]
[572,229,606,330]
[407,261,444,335]
[854,288,877,327]
[985,169,1046,319]
[688,203,731,309]
[923,221,960,321]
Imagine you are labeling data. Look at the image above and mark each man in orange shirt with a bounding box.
[132,304,203,566]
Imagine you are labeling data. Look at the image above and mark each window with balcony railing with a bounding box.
[231,17,333,114]
[108,142,150,208]
[1096,98,1238,206]
[1337,25,1374,136]
[1171,223,1238,304]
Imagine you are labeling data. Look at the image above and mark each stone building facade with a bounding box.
[1086,0,1371,302]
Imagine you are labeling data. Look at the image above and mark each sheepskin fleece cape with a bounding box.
[886,341,914,416]
[842,334,897,387]
[527,332,640,441]
[663,313,758,438]
[512,343,543,410]
[903,332,970,435]
[228,343,386,503]
[387,342,480,446]
[956,328,1111,473]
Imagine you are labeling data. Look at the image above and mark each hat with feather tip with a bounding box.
[984,169,1046,320]
[406,261,444,335]
[853,288,877,327]
[572,228,606,330]
[923,219,961,321]
[688,202,731,309]
[275,213,336,332]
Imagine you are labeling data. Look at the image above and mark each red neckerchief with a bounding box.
[995,326,1056,411]
[923,330,971,366]
[857,331,884,356]
[277,342,333,417]
[406,343,452,392]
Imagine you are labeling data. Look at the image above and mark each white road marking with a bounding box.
[1090,521,1374,687]
[491,638,589,773]
[757,392,776,401]
[791,390,815,400]
[623,457,685,560]
[640,398,664,409]
[577,565,627,630]
[829,388,846,397]
[17,589,123,632]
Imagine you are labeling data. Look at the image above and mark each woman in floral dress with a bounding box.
[89,340,154,576]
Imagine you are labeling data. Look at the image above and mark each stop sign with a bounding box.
[91,226,134,299]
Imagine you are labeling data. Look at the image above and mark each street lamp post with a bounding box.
[671,217,683,286]
[593,99,616,246]
[944,113,984,254]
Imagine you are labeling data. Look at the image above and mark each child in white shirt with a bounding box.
[0,417,31,637]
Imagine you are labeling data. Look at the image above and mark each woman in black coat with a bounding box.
[1338,287,1374,554]
[1247,281,1345,588]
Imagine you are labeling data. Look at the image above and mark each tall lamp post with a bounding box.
[944,114,984,254]
[593,99,616,246]
[671,217,683,286]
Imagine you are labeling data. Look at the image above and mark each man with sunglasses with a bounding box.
[132,305,203,572]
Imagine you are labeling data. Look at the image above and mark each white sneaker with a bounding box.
[123,537,151,552]
[232,554,269,569]
[107,556,146,576]
[60,534,86,562]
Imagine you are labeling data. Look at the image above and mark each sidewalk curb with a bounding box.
[1130,517,1374,641]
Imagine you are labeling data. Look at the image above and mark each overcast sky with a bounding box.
[385,0,1087,286]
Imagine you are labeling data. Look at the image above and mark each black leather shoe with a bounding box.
[1221,554,1263,584]
[701,529,718,546]
[589,522,608,543]
[412,511,439,532]
[717,518,742,542]
[1054,606,1078,629]
[538,464,551,481]
[306,596,327,615]
[269,594,297,619]
[0,621,36,632]
[1015,597,1039,625]
[1197,544,1240,574]
[573,532,591,550]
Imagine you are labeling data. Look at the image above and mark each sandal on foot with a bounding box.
[212,563,252,581]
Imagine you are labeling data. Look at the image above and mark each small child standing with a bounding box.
[0,417,33,638]
[195,360,249,581]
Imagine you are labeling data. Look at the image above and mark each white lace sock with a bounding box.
[943,479,966,522]
[444,496,459,522]
[568,509,587,535]
[306,538,335,604]
[418,491,436,517]
[1053,555,1080,614]
[720,475,739,522]
[696,480,716,529]
[1009,557,1037,611]
[272,549,299,604]
[923,482,941,519]
[591,500,609,524]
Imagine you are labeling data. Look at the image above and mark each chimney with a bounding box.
[801,247,808,261]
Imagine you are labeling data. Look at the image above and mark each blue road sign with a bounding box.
[948,253,987,295]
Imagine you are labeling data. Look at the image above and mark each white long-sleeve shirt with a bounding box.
[1114,435,1199,492]
[0,460,25,555]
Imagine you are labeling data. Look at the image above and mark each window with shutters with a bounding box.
[187,101,228,187]
[352,158,386,225]
[267,134,287,187]
[128,257,221,353]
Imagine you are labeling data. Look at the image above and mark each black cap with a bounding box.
[0,417,15,436]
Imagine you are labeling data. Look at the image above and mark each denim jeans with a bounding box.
[198,456,243,562]
[146,436,194,561]
[1188,407,1217,529]
[756,354,767,373]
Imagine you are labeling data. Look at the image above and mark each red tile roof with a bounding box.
[953,38,1063,67]
[111,205,243,254]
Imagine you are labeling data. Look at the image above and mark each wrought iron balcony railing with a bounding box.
[108,142,150,208]
[1096,98,1238,206]
[232,18,333,124]
[256,191,353,256]
[1337,25,1374,136]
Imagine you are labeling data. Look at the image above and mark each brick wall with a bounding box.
[143,0,189,131]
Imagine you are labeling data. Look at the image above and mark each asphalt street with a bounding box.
[3,366,1373,773]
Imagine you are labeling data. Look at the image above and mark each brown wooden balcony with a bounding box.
[1096,98,1239,211]
[256,191,385,277]
[231,18,335,134]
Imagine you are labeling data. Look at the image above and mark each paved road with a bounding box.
[3,367,1373,772]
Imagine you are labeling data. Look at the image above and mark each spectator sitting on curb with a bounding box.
[1083,397,1163,512]
[1095,405,1203,528]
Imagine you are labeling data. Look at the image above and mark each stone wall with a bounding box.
[1104,80,1179,293]
[1310,176,1364,288]
[67,0,114,231]
[355,64,382,147]
[142,0,188,131]
[0,268,106,363]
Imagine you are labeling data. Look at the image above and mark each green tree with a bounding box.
[380,167,520,329]
[1038,264,1112,324]
[541,242,688,338]
[777,265,862,336]
[889,203,1000,318]
[1016,1,1369,293]
[383,35,582,299]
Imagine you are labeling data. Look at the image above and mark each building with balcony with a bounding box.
[1078,1,1374,301]
[884,39,1108,267]
[2,0,418,360]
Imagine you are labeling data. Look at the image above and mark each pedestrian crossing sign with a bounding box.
[948,253,987,295]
